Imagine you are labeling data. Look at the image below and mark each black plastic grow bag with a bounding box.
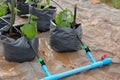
[50,21,82,52]
[30,5,56,32]
[0,25,39,62]
[17,3,29,17]
[0,14,10,29]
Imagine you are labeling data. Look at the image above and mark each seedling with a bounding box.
[20,15,38,39]
[25,0,50,10]
[55,8,74,28]
[0,0,38,63]
[4,1,20,34]
[8,0,16,34]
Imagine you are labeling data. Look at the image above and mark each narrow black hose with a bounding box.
[51,0,64,10]
[12,25,40,59]
[27,38,40,59]
[13,26,46,65]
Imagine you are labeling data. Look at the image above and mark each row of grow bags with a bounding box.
[0,0,82,62]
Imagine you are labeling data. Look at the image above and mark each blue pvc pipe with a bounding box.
[41,58,112,80]
[86,51,96,63]
[41,65,51,76]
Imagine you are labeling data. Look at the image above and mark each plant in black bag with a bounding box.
[20,14,38,39]
[29,0,56,32]
[16,0,34,18]
[0,2,10,28]
[0,1,20,29]
[50,4,82,52]
[0,0,38,62]
[26,0,51,10]
[55,8,74,28]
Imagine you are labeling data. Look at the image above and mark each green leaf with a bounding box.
[46,0,50,5]
[55,8,74,28]
[14,7,20,12]
[43,0,50,10]
[37,0,42,8]
[37,2,41,8]
[7,2,12,12]
[21,14,38,19]
[20,21,38,39]
[43,5,50,10]
[7,2,20,13]
[36,0,50,10]
[0,4,8,17]
[31,15,38,19]
[21,14,31,17]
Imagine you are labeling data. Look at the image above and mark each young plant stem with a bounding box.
[28,5,31,23]
[9,0,15,34]
[72,3,77,29]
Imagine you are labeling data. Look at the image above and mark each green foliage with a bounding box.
[36,0,50,10]
[101,0,111,3]
[0,4,8,17]
[55,8,74,28]
[25,0,50,10]
[101,0,120,9]
[20,21,37,39]
[43,0,50,10]
[8,3,20,13]
[21,14,38,19]
[31,15,38,19]
[14,7,20,12]
[112,0,120,9]
[7,2,12,11]
[43,4,50,10]
[37,0,42,8]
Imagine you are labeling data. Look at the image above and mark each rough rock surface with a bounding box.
[0,0,120,80]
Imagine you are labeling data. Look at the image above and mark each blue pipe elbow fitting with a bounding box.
[103,58,112,65]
